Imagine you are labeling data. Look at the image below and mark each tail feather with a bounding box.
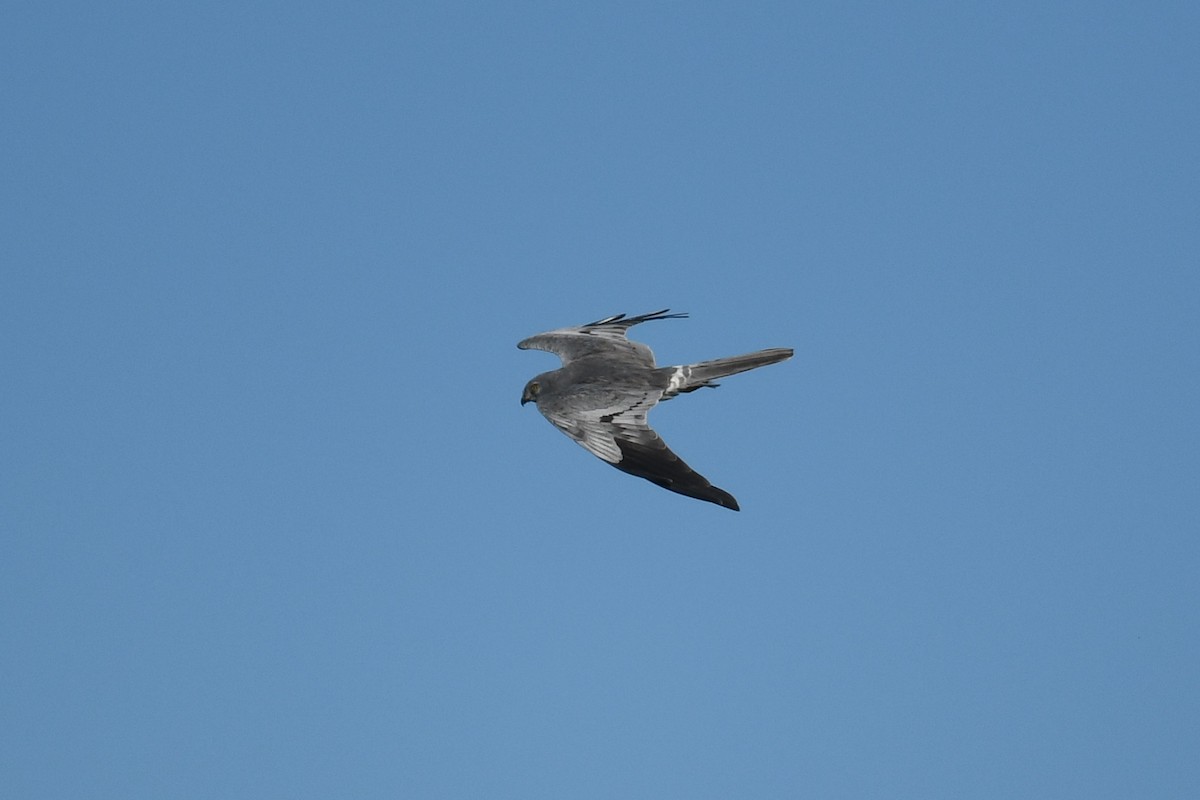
[662,347,793,398]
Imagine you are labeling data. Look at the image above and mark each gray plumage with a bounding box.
[518,309,792,510]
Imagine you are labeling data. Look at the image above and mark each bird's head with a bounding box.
[520,378,542,406]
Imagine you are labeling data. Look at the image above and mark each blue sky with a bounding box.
[3,2,1197,797]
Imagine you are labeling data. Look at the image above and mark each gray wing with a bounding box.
[537,381,739,511]
[517,309,687,367]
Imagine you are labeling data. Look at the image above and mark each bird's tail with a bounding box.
[660,347,793,399]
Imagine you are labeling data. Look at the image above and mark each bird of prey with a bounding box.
[518,309,792,511]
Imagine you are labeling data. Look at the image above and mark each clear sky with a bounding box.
[3,3,1197,798]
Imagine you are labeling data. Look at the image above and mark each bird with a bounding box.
[518,309,792,510]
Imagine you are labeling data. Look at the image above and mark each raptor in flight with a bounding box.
[518,309,792,510]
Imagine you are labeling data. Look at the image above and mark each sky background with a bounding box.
[3,2,1198,798]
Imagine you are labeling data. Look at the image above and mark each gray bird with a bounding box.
[519,309,792,510]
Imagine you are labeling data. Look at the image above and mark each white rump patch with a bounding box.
[666,365,691,396]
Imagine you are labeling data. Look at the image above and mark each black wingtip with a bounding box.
[583,308,689,327]
[585,312,627,326]
[643,308,689,322]
[667,482,738,510]
[705,486,740,511]
[610,438,739,510]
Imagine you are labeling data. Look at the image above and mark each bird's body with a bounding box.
[518,310,792,511]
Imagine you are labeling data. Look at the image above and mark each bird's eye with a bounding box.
[529,382,540,394]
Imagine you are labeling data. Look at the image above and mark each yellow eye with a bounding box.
[522,380,542,405]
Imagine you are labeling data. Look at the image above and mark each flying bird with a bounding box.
[518,309,792,510]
